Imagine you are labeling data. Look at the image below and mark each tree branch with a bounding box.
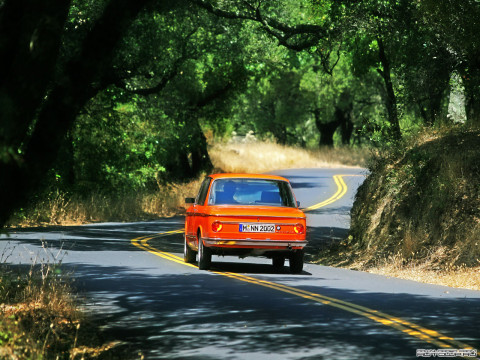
[189,0,329,51]
[121,29,197,95]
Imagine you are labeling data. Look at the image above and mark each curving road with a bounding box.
[1,168,479,359]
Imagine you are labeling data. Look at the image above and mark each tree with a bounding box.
[66,2,249,187]
[242,68,311,145]
[334,0,416,140]
[190,0,404,142]
[418,0,480,126]
[0,0,181,227]
[2,0,479,228]
[301,55,357,146]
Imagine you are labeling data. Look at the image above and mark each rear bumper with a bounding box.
[201,237,307,249]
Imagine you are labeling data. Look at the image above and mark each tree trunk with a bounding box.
[419,91,444,127]
[189,115,213,176]
[419,61,450,127]
[337,91,354,145]
[0,0,161,227]
[314,108,340,147]
[376,36,401,140]
[340,116,354,145]
[0,0,70,150]
[318,123,338,146]
[165,147,192,181]
[271,123,288,145]
[463,66,480,126]
[56,131,76,189]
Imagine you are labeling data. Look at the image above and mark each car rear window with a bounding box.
[208,178,296,207]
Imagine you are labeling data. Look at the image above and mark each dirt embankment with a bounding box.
[319,128,480,290]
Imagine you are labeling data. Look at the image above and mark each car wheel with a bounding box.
[289,250,304,274]
[198,236,212,270]
[272,256,285,271]
[184,235,196,263]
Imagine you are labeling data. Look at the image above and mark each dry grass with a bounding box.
[7,180,204,227]
[320,245,480,291]
[210,141,368,173]
[8,141,366,227]
[367,263,480,291]
[0,243,120,359]
[323,126,480,291]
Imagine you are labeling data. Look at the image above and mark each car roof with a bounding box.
[208,173,290,182]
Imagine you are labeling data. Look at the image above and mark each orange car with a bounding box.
[184,173,307,273]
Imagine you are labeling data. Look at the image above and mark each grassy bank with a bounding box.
[0,243,122,359]
[7,141,367,227]
[209,141,368,173]
[316,127,480,290]
[7,182,203,227]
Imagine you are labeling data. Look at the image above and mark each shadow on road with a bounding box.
[6,261,473,360]
[4,218,185,253]
[3,218,480,359]
[305,226,348,258]
[280,175,331,190]
[5,215,349,259]
[207,261,312,276]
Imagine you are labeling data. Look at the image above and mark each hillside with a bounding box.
[318,128,480,289]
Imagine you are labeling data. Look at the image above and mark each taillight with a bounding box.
[293,223,305,234]
[212,221,223,232]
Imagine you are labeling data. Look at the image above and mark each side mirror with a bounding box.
[185,197,195,204]
[297,201,301,208]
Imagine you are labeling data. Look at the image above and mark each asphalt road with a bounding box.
[1,168,479,360]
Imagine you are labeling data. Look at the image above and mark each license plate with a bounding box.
[239,223,275,233]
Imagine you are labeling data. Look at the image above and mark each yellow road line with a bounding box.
[132,231,475,351]
[219,272,473,350]
[130,173,475,352]
[132,230,196,268]
[303,175,349,212]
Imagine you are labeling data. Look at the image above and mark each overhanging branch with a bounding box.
[111,29,198,96]
[189,0,329,51]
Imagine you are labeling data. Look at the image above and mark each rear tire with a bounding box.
[184,235,196,263]
[289,250,304,274]
[198,236,212,270]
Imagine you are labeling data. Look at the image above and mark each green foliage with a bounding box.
[0,328,13,346]
[52,3,254,192]
[4,0,480,226]
[57,0,469,195]
[72,90,165,193]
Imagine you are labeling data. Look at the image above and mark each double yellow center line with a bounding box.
[131,230,194,267]
[303,174,357,212]
[132,231,474,351]
[131,174,476,352]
